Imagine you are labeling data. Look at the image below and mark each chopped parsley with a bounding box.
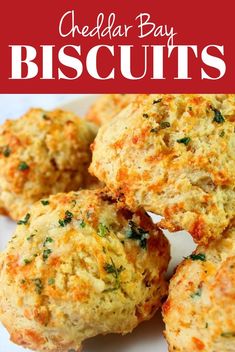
[153,98,162,104]
[23,258,31,265]
[59,210,73,227]
[78,219,86,228]
[187,253,206,261]
[221,332,235,338]
[43,237,53,246]
[219,130,225,137]
[17,213,30,225]
[43,248,52,261]
[42,114,50,120]
[190,287,202,299]
[33,278,43,294]
[177,137,191,146]
[2,145,11,157]
[126,220,149,249]
[212,108,225,123]
[142,113,149,118]
[188,106,193,111]
[48,278,55,285]
[27,234,35,241]
[18,161,29,171]
[98,223,109,237]
[150,121,171,134]
[160,121,171,129]
[86,210,92,219]
[104,262,122,275]
[71,199,77,207]
[104,258,125,291]
[41,200,49,206]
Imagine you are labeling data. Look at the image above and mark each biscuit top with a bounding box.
[85,94,139,125]
[90,94,235,244]
[163,224,235,352]
[0,108,97,219]
[0,189,169,352]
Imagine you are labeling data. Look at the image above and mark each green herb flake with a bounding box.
[104,262,123,276]
[153,98,162,104]
[160,121,171,129]
[151,121,170,133]
[43,248,52,261]
[188,106,193,111]
[2,145,11,157]
[71,199,77,208]
[48,278,55,285]
[20,279,26,284]
[27,234,35,241]
[18,161,29,171]
[188,253,206,261]
[142,113,149,118]
[177,137,191,146]
[42,114,50,121]
[59,210,73,227]
[221,332,235,338]
[190,287,202,299]
[212,108,225,124]
[104,258,125,291]
[98,223,109,237]
[86,210,92,219]
[78,219,86,228]
[33,278,43,294]
[41,200,49,206]
[219,130,225,137]
[126,221,149,249]
[23,258,31,265]
[43,237,53,247]
[17,213,30,225]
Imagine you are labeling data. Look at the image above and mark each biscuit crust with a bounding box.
[163,224,235,352]
[90,94,235,244]
[0,108,97,220]
[85,94,138,126]
[0,189,170,352]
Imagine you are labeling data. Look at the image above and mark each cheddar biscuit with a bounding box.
[163,224,235,352]
[0,189,170,352]
[0,108,97,220]
[85,94,138,126]
[90,94,235,244]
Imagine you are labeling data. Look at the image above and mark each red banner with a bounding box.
[0,0,233,92]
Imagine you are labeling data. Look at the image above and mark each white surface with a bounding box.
[0,94,87,123]
[0,95,196,352]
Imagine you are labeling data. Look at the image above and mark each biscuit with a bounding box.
[90,94,235,244]
[0,108,97,220]
[85,94,138,125]
[163,224,235,352]
[0,189,170,352]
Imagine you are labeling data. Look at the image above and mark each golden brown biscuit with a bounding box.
[0,108,97,220]
[85,94,139,126]
[163,224,235,352]
[0,189,170,352]
[90,94,235,245]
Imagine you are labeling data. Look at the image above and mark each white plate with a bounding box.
[0,95,196,352]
